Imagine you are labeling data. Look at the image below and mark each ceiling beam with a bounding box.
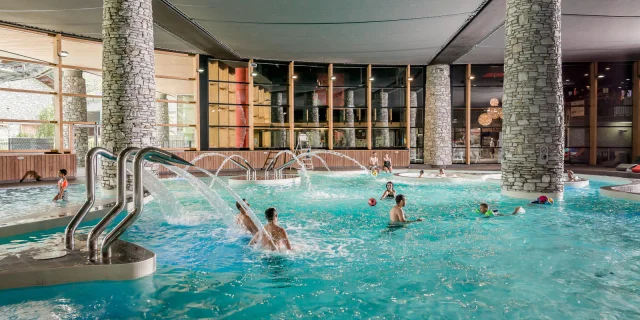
[430,0,506,65]
[152,0,240,59]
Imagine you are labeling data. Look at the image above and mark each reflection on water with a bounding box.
[0,174,639,318]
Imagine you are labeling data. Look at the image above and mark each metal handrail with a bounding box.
[100,147,192,259]
[242,159,257,180]
[64,147,117,250]
[87,147,139,261]
[274,158,297,179]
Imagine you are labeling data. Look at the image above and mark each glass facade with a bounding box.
[332,65,368,149]
[253,61,290,149]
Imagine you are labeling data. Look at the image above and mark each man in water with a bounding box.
[369,152,379,170]
[236,199,259,235]
[389,194,423,224]
[478,203,523,218]
[250,207,292,251]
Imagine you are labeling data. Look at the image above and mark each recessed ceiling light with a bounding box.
[605,67,610,70]
[58,51,69,57]
[598,75,605,78]
[198,68,205,73]
[584,74,588,77]
[330,76,337,80]
[626,78,630,81]
[251,72,258,77]
[618,86,622,88]
[291,75,298,79]
[408,77,414,81]
[469,76,475,80]
[565,79,570,82]
[368,77,375,81]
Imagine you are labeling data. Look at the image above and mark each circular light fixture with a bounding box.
[565,79,570,82]
[598,75,605,78]
[584,74,588,77]
[478,113,492,127]
[487,107,501,120]
[469,75,475,80]
[197,68,205,73]
[626,78,631,81]
[291,75,298,79]
[408,77,414,81]
[605,67,610,70]
[330,76,337,80]
[368,77,375,81]
[251,72,258,77]
[58,51,69,57]
[489,98,500,107]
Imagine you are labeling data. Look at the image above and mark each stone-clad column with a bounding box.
[272,92,287,148]
[62,70,88,167]
[502,0,564,198]
[410,91,417,161]
[373,91,389,147]
[101,0,156,189]
[156,93,169,148]
[423,65,452,166]
[305,92,320,147]
[345,89,356,147]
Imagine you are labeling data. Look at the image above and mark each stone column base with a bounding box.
[501,189,564,201]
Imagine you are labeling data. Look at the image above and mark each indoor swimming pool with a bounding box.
[1,172,639,319]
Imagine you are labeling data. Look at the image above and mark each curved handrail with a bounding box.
[86,146,139,261]
[64,147,117,250]
[100,147,192,259]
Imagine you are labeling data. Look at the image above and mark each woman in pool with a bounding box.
[567,169,578,181]
[418,170,424,178]
[380,181,397,200]
[382,153,393,173]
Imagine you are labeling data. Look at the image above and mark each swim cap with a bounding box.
[538,195,548,203]
[368,198,377,206]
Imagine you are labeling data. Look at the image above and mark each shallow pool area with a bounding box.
[1,172,640,318]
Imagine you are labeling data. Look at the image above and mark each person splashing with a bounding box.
[250,207,292,251]
[236,199,258,235]
[380,181,397,200]
[389,194,423,224]
[477,203,524,218]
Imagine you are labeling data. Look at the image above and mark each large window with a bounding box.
[563,63,591,164]
[208,60,248,149]
[409,67,425,163]
[294,64,328,148]
[450,65,467,163]
[253,61,290,149]
[333,65,368,149]
[371,66,407,148]
[596,62,633,164]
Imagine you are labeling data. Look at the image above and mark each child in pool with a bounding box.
[380,181,396,200]
[477,203,524,218]
[531,195,553,204]
[53,169,68,202]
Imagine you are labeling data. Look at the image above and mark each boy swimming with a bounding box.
[477,203,524,218]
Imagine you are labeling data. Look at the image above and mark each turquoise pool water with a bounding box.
[0,184,99,221]
[1,173,639,319]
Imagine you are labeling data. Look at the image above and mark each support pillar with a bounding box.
[62,70,88,166]
[345,90,356,147]
[156,93,169,148]
[306,92,321,147]
[409,91,417,161]
[423,65,452,166]
[502,0,564,198]
[101,0,157,189]
[273,92,287,148]
[373,91,389,147]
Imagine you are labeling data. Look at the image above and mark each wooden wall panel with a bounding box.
[157,149,410,173]
[0,154,77,183]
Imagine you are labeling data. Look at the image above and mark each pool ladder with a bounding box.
[64,146,192,262]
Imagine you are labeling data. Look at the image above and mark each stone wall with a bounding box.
[101,0,157,189]
[305,92,321,147]
[272,92,287,148]
[373,91,389,147]
[502,0,564,197]
[410,91,417,161]
[344,89,356,147]
[423,65,452,166]
[62,70,88,167]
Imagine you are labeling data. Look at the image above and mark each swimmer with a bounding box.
[567,169,577,182]
[20,170,41,182]
[380,181,397,200]
[531,195,553,204]
[235,199,259,235]
[249,207,292,251]
[437,168,446,177]
[369,152,379,170]
[382,153,393,173]
[477,203,524,218]
[53,169,68,202]
[389,194,423,224]
[418,170,424,178]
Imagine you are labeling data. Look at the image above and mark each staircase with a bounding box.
[294,133,314,171]
[262,150,280,170]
